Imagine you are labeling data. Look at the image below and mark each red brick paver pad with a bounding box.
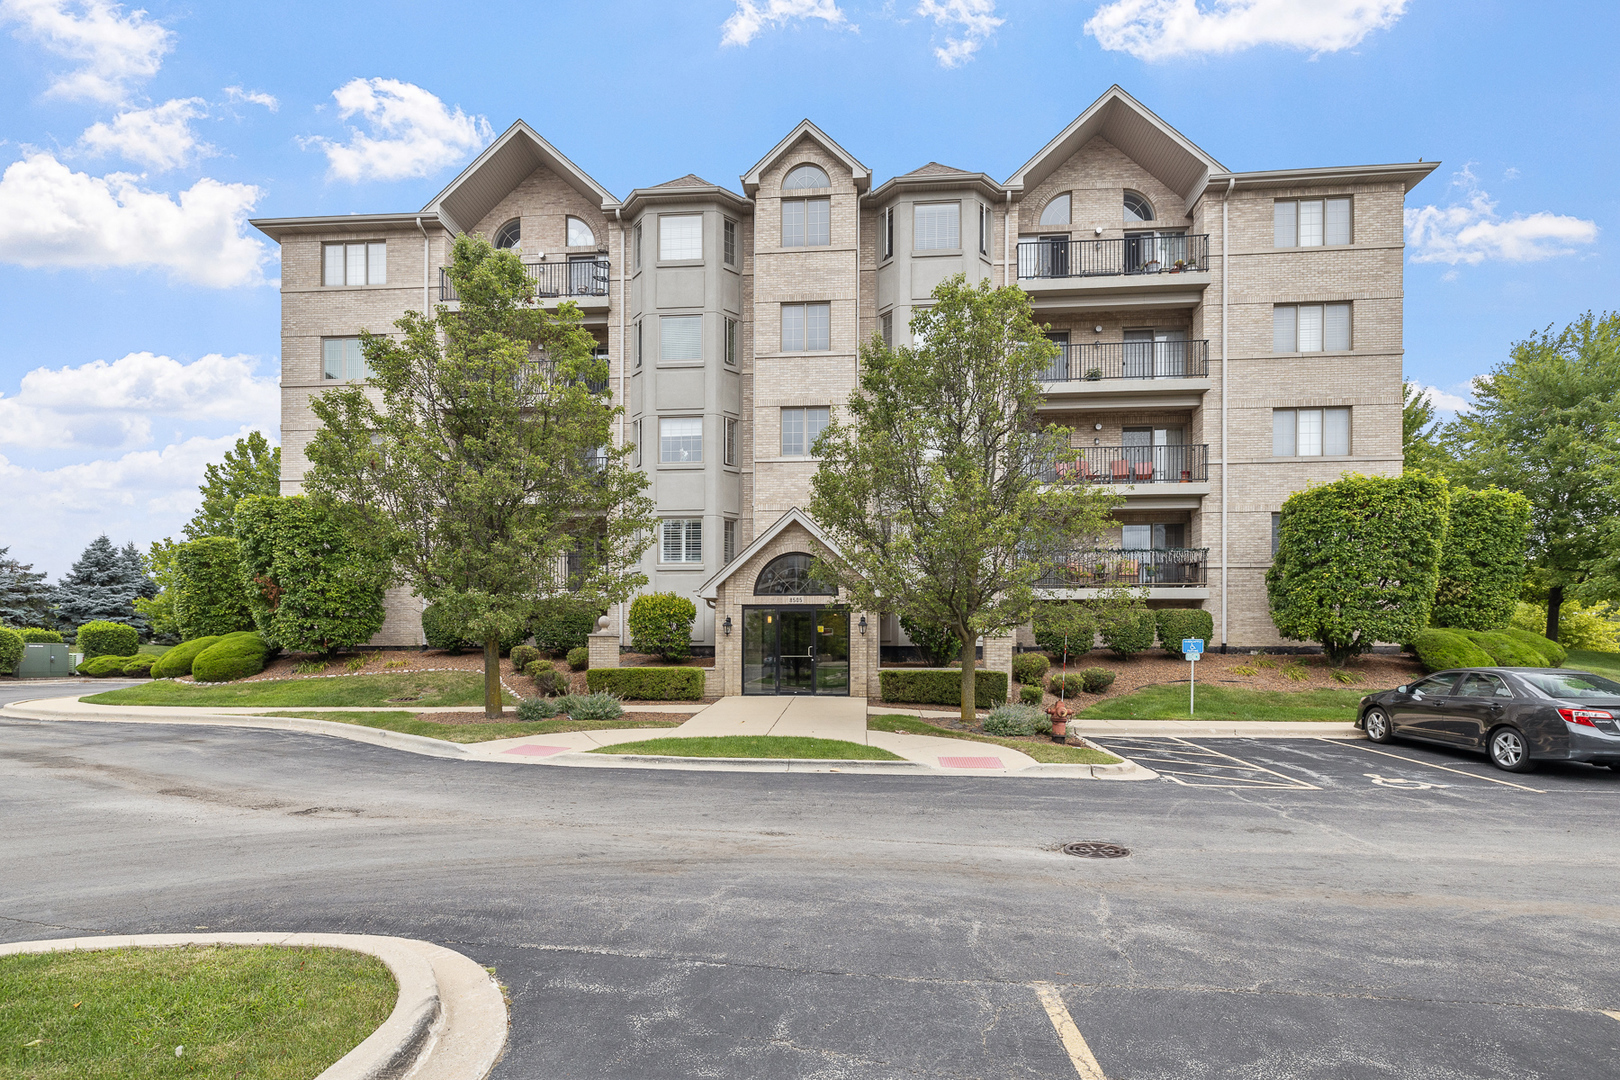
[503,744,572,757]
[937,755,1004,769]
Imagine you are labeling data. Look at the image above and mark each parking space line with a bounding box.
[1032,982,1108,1080]
[1164,737,1321,790]
[1091,737,1320,790]
[1332,740,1546,793]
[1603,1009,1620,1024]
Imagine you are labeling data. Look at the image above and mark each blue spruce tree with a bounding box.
[0,546,54,628]
[53,536,154,640]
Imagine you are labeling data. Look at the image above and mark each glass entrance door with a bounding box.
[778,610,816,694]
[741,605,851,696]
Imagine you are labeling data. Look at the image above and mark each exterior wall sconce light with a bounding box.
[858,615,868,634]
[722,616,733,636]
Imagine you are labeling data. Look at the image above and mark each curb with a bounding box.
[0,932,506,1080]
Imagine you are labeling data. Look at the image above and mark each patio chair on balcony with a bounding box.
[1133,460,1154,483]
[1110,459,1131,483]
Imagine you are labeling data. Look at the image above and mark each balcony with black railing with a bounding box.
[1017,234,1209,280]
[1040,339,1209,382]
[1041,444,1209,485]
[439,257,610,303]
[1038,547,1208,589]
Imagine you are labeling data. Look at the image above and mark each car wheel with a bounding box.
[1488,726,1534,773]
[1363,707,1394,744]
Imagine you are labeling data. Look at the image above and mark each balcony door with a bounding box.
[1044,331,1070,381]
[1124,231,1187,272]
[1037,234,1069,277]
[1123,426,1184,483]
[568,254,601,296]
[1122,523,1186,550]
[1123,329,1189,379]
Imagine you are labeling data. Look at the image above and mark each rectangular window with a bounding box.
[1273,408,1351,457]
[882,207,894,259]
[1274,198,1352,247]
[633,222,642,269]
[660,519,702,563]
[633,418,642,467]
[635,321,643,368]
[781,302,831,352]
[782,197,830,247]
[978,204,990,255]
[323,242,385,285]
[725,317,738,366]
[659,416,703,463]
[660,314,702,361]
[723,219,737,265]
[724,519,737,564]
[321,337,371,381]
[914,202,960,250]
[781,406,830,456]
[724,417,738,466]
[1271,512,1281,556]
[880,311,893,347]
[659,214,702,261]
[1273,303,1352,352]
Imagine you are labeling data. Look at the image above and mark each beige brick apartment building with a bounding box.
[253,85,1436,696]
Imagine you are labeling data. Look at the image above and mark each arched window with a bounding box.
[754,552,836,596]
[1123,191,1154,222]
[567,216,596,247]
[1039,193,1071,227]
[493,218,521,249]
[783,164,830,190]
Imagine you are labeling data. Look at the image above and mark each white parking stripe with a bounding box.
[1604,1009,1620,1024]
[1033,982,1108,1080]
[1334,740,1547,793]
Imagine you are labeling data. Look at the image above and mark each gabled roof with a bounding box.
[1005,85,1225,208]
[651,174,717,189]
[696,508,841,601]
[902,162,975,178]
[421,120,618,235]
[865,161,1004,205]
[740,119,871,196]
[621,176,751,217]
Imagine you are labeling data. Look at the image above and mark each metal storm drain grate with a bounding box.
[1062,841,1131,859]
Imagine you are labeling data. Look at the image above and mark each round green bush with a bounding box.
[531,597,602,655]
[982,703,1052,737]
[150,635,223,679]
[420,603,465,653]
[1458,629,1544,668]
[120,655,157,677]
[1011,652,1050,686]
[0,627,23,675]
[553,691,623,721]
[1101,608,1156,658]
[1499,627,1565,667]
[76,620,140,659]
[1019,684,1042,705]
[1155,608,1214,657]
[628,592,696,662]
[1033,606,1096,657]
[525,662,560,697]
[510,644,541,672]
[567,646,590,671]
[1048,672,1084,697]
[1411,629,1493,673]
[78,654,134,677]
[1081,667,1117,694]
[18,628,64,644]
[516,696,559,721]
[191,631,271,683]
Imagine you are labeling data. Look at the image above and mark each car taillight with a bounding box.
[1558,708,1613,727]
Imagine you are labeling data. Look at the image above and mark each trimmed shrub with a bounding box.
[420,602,465,653]
[531,597,602,655]
[1458,629,1545,668]
[1101,608,1156,658]
[78,654,134,677]
[18,628,63,644]
[1011,652,1050,686]
[1156,608,1214,657]
[1048,672,1084,697]
[567,646,590,671]
[879,669,1008,708]
[509,644,540,673]
[1431,487,1532,631]
[1411,629,1493,673]
[554,691,624,721]
[0,627,22,675]
[150,635,223,679]
[172,536,256,640]
[120,655,157,677]
[516,696,559,722]
[899,615,959,666]
[1499,627,1565,668]
[1081,667,1117,694]
[1033,604,1096,657]
[627,592,696,662]
[525,662,560,697]
[1019,684,1042,705]
[982,703,1052,737]
[191,631,270,683]
[77,620,140,659]
[585,666,704,701]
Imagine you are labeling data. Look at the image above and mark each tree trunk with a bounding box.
[484,635,503,719]
[1546,585,1563,645]
[959,630,977,725]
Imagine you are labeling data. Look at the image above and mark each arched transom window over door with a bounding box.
[754,552,837,596]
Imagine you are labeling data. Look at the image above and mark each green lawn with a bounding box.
[82,671,513,709]
[1566,649,1620,680]
[867,714,1121,765]
[591,735,903,760]
[0,944,394,1079]
[1073,684,1366,722]
[264,710,682,744]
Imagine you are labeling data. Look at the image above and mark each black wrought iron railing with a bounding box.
[1041,444,1209,484]
[1039,547,1208,588]
[1017,234,1209,280]
[439,257,610,302]
[1041,340,1209,382]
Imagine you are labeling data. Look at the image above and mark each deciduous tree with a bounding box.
[1431,487,1531,630]
[185,431,281,540]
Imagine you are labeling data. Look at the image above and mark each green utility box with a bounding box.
[16,643,76,678]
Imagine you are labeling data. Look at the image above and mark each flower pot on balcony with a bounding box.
[1083,368,1103,381]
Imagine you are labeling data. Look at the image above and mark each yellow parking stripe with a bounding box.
[1033,982,1108,1080]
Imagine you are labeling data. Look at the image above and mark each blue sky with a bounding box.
[0,0,1614,578]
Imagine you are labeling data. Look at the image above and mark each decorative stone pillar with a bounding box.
[983,632,1015,681]
[587,615,620,670]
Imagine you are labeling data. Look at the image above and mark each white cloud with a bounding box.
[1405,167,1600,266]
[917,0,1002,67]
[1414,384,1472,415]
[721,0,848,46]
[224,85,278,112]
[80,97,210,171]
[307,78,491,183]
[1085,0,1406,61]
[0,0,171,103]
[0,351,277,450]
[0,152,268,286]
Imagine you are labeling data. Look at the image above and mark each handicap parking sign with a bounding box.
[1182,638,1204,658]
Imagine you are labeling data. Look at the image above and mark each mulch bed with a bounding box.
[418,711,694,726]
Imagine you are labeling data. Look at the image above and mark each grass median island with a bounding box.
[0,944,395,1079]
[82,671,512,709]
[1566,649,1620,680]
[1073,684,1369,722]
[867,714,1122,765]
[591,735,904,760]
[263,710,683,744]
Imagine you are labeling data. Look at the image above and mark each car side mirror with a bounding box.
[1396,685,1408,694]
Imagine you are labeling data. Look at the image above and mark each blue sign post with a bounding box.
[1182,638,1204,715]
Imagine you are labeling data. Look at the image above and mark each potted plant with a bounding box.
[1172,257,1187,272]
[1083,367,1103,381]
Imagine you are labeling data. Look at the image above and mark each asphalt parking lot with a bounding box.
[3,715,1618,1078]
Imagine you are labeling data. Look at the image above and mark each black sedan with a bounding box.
[1357,667,1620,773]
